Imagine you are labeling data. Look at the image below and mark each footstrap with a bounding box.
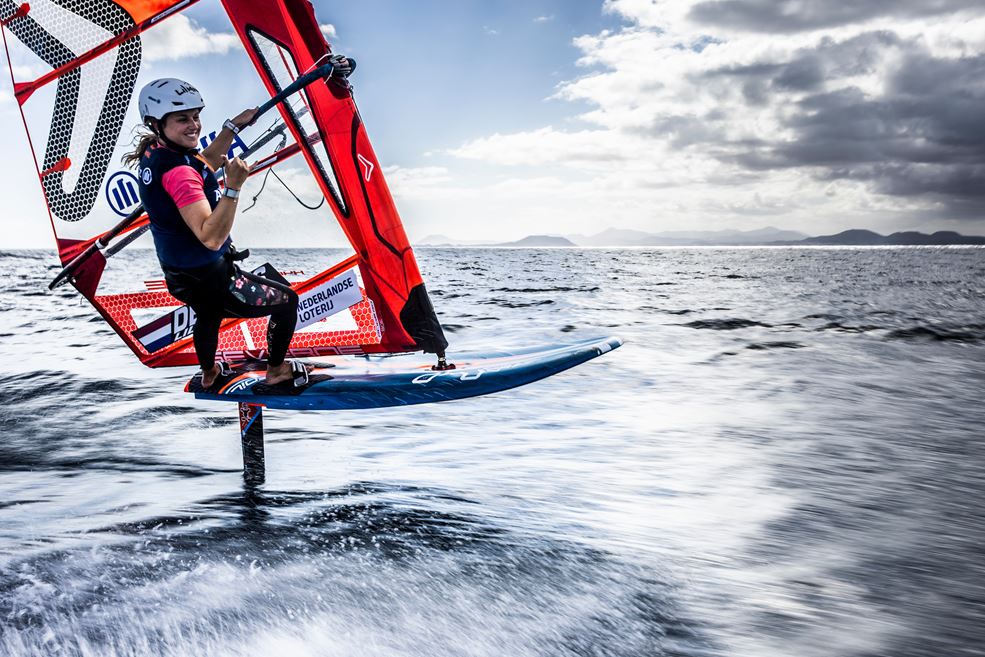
[291,360,309,387]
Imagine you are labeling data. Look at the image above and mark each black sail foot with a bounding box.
[400,284,449,355]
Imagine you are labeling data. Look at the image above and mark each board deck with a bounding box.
[185,336,623,410]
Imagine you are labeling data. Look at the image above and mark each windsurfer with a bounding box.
[124,75,337,388]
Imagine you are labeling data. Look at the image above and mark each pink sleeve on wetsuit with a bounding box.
[161,165,207,209]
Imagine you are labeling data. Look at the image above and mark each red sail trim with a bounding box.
[221,0,447,354]
[56,236,95,263]
[119,0,193,24]
[248,140,303,175]
[54,213,150,265]
[40,156,71,177]
[54,238,106,298]
[11,0,197,104]
[0,3,28,27]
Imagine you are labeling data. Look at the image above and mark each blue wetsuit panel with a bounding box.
[137,144,230,270]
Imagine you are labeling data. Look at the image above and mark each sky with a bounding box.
[2,0,984,248]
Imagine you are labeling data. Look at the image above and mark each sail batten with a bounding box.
[3,0,199,103]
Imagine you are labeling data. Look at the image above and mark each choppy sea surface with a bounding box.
[0,246,983,657]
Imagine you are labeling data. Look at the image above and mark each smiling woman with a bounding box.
[125,76,308,389]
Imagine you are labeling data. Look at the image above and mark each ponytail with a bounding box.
[121,121,160,168]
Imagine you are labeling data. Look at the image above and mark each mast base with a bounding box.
[432,352,456,371]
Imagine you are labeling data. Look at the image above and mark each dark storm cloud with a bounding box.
[756,55,985,197]
[680,31,985,218]
[631,113,729,147]
[772,55,824,90]
[687,0,981,33]
[704,56,823,91]
[700,32,903,97]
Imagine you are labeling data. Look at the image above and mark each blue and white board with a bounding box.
[186,336,622,410]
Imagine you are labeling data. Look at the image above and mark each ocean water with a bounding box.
[0,246,983,657]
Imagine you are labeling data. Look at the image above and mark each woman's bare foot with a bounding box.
[201,363,221,388]
[265,361,311,386]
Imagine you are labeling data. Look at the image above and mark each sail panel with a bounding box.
[96,259,384,367]
[246,29,347,216]
[4,0,448,367]
[3,0,196,103]
[221,0,448,355]
[1,0,196,252]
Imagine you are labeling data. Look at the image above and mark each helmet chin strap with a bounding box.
[149,116,197,154]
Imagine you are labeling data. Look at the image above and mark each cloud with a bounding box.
[696,41,985,211]
[603,0,983,35]
[140,15,238,62]
[10,63,46,79]
[534,15,555,23]
[384,165,470,201]
[319,24,337,40]
[446,0,985,230]
[483,26,500,36]
[686,0,984,34]
[450,127,634,167]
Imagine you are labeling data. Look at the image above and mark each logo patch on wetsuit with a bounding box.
[199,130,248,160]
[141,167,153,185]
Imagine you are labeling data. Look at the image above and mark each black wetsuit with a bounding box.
[137,142,299,369]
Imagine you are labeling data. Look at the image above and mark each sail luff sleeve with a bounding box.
[220,0,448,355]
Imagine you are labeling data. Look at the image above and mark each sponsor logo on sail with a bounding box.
[357,153,374,182]
[106,171,141,216]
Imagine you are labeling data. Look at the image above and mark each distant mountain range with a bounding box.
[418,234,577,247]
[417,227,985,247]
[776,229,985,246]
[495,235,577,247]
[570,226,811,246]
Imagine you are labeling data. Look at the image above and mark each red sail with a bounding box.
[3,0,446,366]
[220,0,448,356]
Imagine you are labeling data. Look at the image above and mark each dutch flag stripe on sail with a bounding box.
[133,314,174,353]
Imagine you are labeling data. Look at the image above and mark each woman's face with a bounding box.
[161,109,202,149]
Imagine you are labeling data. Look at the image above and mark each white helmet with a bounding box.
[138,78,205,122]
